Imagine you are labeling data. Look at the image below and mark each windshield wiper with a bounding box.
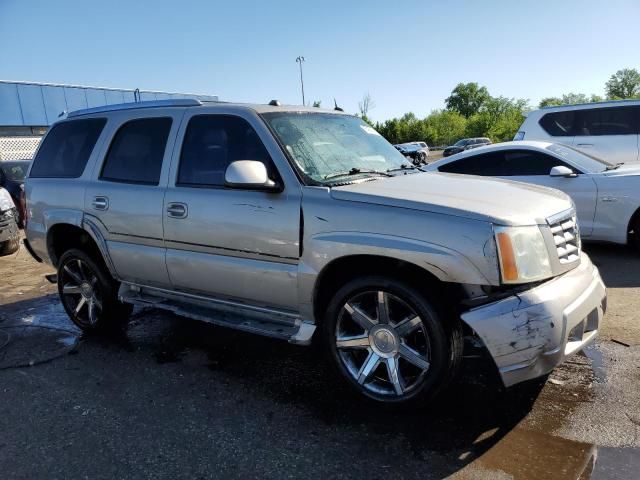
[605,162,624,171]
[323,167,393,180]
[387,164,424,173]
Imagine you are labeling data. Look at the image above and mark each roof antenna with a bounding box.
[333,98,344,112]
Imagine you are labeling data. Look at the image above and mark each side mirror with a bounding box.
[549,165,577,178]
[225,160,279,190]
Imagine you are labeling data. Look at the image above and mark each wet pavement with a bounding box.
[0,243,639,479]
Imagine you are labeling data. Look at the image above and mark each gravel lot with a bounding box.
[0,241,639,479]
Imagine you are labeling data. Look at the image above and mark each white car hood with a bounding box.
[331,172,573,226]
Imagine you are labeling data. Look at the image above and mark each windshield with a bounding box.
[262,112,408,183]
[453,139,469,146]
[0,162,28,182]
[545,143,613,173]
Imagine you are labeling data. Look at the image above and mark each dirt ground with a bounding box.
[0,240,639,479]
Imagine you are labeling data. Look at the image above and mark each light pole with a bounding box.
[295,56,306,106]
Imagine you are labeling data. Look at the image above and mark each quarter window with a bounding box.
[539,111,576,136]
[100,118,172,185]
[177,115,272,187]
[30,118,106,178]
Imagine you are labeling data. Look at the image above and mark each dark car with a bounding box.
[442,137,492,157]
[0,160,30,227]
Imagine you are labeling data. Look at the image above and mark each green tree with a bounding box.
[466,97,528,142]
[539,97,562,108]
[445,82,490,117]
[423,110,467,146]
[606,68,640,99]
[539,93,603,108]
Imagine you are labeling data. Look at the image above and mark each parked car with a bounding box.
[24,99,605,405]
[426,140,640,250]
[393,142,429,164]
[0,160,30,227]
[0,187,19,256]
[514,100,640,164]
[442,137,492,157]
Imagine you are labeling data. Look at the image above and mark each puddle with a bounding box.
[584,345,606,383]
[0,324,79,369]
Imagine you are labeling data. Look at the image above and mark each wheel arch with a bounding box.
[312,254,462,326]
[627,206,640,244]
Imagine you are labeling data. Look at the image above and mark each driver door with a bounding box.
[163,111,301,310]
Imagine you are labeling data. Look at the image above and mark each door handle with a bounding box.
[92,196,109,211]
[166,202,188,219]
[576,143,593,147]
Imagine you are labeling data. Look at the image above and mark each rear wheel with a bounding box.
[57,249,132,332]
[323,276,462,405]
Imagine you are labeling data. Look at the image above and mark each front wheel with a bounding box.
[323,276,462,405]
[57,249,132,332]
[0,235,20,256]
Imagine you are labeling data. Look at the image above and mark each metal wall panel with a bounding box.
[0,81,218,127]
[63,87,88,112]
[0,83,24,126]
[85,88,108,108]
[41,86,68,123]
[16,83,47,126]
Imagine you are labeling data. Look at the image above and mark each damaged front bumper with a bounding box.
[461,253,606,388]
[0,208,19,243]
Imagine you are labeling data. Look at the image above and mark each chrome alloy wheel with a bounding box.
[59,258,103,328]
[335,290,431,397]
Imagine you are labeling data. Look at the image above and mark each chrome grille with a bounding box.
[547,209,580,264]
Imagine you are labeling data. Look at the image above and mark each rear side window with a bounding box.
[539,111,576,136]
[30,119,106,178]
[100,118,172,185]
[438,152,505,175]
[177,115,272,187]
[575,106,638,136]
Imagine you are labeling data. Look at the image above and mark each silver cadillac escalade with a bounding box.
[24,99,606,404]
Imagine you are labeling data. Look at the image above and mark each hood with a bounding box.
[602,163,640,177]
[331,172,572,226]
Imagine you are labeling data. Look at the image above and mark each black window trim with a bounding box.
[98,116,173,186]
[175,113,282,191]
[539,105,640,137]
[28,117,107,179]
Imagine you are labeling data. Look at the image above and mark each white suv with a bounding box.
[515,100,640,164]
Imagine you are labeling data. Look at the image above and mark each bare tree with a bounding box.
[358,93,376,118]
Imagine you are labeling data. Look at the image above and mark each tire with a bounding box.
[0,235,20,256]
[322,275,462,405]
[57,248,132,332]
[631,213,640,253]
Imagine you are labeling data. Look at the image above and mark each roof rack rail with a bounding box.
[67,99,203,118]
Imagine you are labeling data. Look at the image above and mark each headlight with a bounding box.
[495,225,552,284]
[0,188,15,212]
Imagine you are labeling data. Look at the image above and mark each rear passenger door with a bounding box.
[162,111,301,310]
[572,106,639,164]
[85,109,182,287]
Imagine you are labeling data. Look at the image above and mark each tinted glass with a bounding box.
[438,152,505,175]
[439,150,573,176]
[575,106,638,136]
[539,111,576,136]
[178,115,272,187]
[30,119,106,178]
[499,150,572,176]
[100,118,172,185]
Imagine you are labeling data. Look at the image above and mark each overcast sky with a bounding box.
[1,0,639,120]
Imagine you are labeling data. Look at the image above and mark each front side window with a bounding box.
[177,115,272,187]
[30,118,106,178]
[575,106,638,136]
[499,150,573,176]
[262,112,406,184]
[100,118,172,185]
